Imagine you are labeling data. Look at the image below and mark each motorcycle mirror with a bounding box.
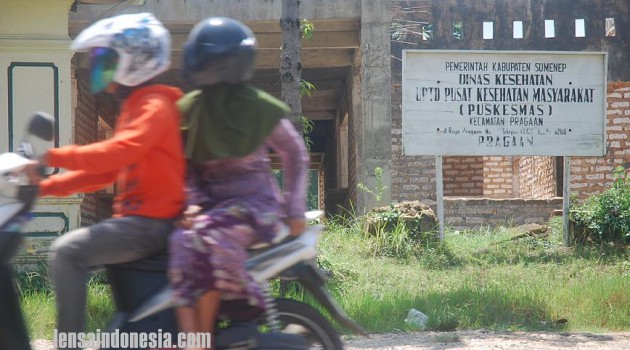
[28,112,55,141]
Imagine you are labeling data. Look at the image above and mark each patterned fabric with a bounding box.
[168,118,308,308]
[186,119,309,219]
[168,201,282,307]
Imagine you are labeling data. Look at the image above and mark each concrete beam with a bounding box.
[70,18,359,42]
[74,47,355,70]
[167,29,359,51]
[301,111,335,121]
[69,0,361,22]
[170,48,355,69]
[254,79,345,95]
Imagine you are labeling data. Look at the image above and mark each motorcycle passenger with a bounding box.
[23,13,185,345]
[168,17,309,346]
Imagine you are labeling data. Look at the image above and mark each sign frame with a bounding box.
[402,49,608,157]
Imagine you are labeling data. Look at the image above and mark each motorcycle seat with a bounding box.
[106,253,169,272]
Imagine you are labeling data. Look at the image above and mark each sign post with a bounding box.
[563,156,571,245]
[435,155,444,240]
[402,50,607,243]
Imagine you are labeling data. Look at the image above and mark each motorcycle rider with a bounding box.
[168,17,309,348]
[23,13,185,347]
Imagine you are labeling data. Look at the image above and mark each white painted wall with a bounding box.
[0,0,82,263]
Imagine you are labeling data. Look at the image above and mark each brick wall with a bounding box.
[440,156,557,199]
[518,156,557,198]
[442,156,484,196]
[439,156,559,199]
[445,198,562,231]
[483,156,513,198]
[570,83,630,198]
[73,73,98,226]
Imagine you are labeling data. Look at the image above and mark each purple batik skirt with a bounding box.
[168,175,284,309]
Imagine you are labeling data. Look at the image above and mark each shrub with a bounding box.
[571,166,630,244]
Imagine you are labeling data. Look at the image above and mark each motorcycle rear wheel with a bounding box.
[273,298,344,350]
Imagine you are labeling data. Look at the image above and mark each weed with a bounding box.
[357,167,388,206]
[571,166,630,244]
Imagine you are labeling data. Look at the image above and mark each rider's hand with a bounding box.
[22,160,44,185]
[176,205,202,229]
[286,217,306,237]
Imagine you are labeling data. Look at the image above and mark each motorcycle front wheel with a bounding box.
[272,298,344,350]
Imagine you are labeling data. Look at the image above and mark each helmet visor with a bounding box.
[89,47,119,94]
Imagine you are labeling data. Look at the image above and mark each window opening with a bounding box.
[513,21,524,39]
[575,19,585,37]
[545,19,556,38]
[483,21,494,39]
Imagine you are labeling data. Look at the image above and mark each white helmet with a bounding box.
[71,13,171,93]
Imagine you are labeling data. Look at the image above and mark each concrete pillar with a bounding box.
[0,0,81,264]
[353,0,392,213]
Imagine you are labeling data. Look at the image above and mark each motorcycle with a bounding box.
[0,112,53,350]
[0,113,366,350]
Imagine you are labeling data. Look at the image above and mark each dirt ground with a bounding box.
[343,330,630,350]
[32,330,630,349]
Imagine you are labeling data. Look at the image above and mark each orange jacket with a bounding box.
[40,85,186,219]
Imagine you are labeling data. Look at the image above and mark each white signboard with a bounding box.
[402,50,607,156]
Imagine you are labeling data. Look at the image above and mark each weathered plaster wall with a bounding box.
[0,0,73,37]
[1,0,81,264]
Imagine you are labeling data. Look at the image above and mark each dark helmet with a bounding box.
[183,17,256,86]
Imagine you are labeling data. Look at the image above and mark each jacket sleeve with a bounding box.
[46,94,175,173]
[39,169,118,197]
[265,119,309,218]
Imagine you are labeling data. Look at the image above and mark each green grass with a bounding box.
[18,271,113,339]
[20,217,629,339]
[20,289,56,340]
[312,216,629,333]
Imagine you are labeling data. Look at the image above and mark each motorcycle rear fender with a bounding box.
[246,225,322,283]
